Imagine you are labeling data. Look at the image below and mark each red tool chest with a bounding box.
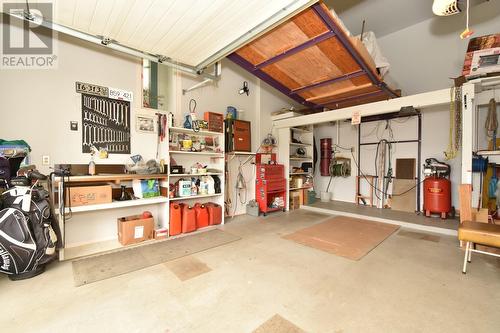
[255,154,286,216]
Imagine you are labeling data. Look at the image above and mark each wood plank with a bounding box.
[459,184,473,223]
[396,158,416,179]
[390,179,416,213]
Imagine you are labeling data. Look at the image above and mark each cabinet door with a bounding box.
[233,120,251,152]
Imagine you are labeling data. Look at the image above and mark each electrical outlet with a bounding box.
[42,155,50,166]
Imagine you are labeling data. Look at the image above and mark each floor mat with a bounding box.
[165,256,212,281]
[72,229,240,286]
[283,216,399,260]
[253,314,306,333]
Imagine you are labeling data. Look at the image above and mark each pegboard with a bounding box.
[81,93,131,154]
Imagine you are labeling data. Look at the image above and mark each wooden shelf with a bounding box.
[168,173,223,177]
[169,127,223,136]
[289,186,313,191]
[290,172,311,175]
[226,151,256,155]
[290,157,313,161]
[54,173,168,184]
[169,151,224,157]
[170,193,223,201]
[65,197,168,213]
[291,127,312,133]
[476,150,500,156]
[290,142,312,147]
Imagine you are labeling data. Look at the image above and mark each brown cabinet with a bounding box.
[225,119,251,152]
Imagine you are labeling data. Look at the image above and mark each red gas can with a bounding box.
[206,202,222,225]
[194,203,209,229]
[169,203,183,236]
[424,176,451,219]
[182,205,197,233]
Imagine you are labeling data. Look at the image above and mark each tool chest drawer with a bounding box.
[256,179,286,192]
[257,165,284,180]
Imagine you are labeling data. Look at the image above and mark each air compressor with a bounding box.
[423,158,453,219]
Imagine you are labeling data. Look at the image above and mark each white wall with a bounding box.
[378,0,500,95]
[0,24,161,175]
[313,106,462,210]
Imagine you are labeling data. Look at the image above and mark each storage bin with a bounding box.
[206,202,222,225]
[194,203,209,228]
[169,202,183,236]
[181,204,197,233]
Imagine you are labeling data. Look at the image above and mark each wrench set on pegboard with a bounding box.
[82,93,131,154]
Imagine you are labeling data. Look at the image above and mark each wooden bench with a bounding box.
[458,222,500,274]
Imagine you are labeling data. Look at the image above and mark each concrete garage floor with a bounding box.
[1,210,499,333]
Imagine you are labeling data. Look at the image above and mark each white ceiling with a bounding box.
[324,0,436,37]
[12,0,315,68]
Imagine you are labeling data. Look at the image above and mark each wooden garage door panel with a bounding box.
[236,9,329,66]
[308,85,381,104]
[262,46,344,86]
[323,92,391,109]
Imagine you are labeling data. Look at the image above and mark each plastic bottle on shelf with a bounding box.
[199,176,209,195]
[205,176,215,195]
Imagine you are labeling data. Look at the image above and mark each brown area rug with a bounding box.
[283,216,399,260]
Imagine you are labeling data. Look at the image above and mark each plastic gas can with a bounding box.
[181,205,197,233]
[169,202,182,236]
[194,203,209,228]
[206,202,222,225]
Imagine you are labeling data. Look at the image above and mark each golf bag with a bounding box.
[0,172,58,280]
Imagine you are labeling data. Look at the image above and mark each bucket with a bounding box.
[320,191,331,202]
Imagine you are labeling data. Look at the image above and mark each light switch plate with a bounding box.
[70,121,78,131]
[42,156,50,166]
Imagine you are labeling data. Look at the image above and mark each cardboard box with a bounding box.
[289,193,300,210]
[117,215,154,246]
[66,184,112,207]
[462,34,500,77]
[154,228,168,240]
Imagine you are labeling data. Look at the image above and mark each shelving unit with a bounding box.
[53,125,226,261]
[288,125,314,208]
[167,124,225,229]
[52,174,170,260]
